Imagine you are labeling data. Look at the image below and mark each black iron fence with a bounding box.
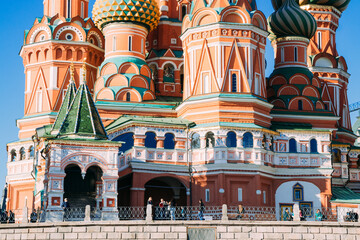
[0,205,359,223]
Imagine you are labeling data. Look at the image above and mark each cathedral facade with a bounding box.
[5,0,360,220]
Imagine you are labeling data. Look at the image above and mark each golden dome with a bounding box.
[92,0,160,32]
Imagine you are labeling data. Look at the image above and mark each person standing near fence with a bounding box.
[198,199,205,220]
[159,198,165,219]
[30,209,38,223]
[0,210,8,224]
[8,210,15,223]
[169,199,176,221]
[283,208,293,221]
[315,209,323,221]
[61,198,70,221]
[147,197,153,205]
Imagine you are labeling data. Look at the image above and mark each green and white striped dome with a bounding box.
[271,0,350,12]
[268,0,317,39]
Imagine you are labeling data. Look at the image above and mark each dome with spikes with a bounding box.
[271,0,350,12]
[92,0,160,31]
[268,0,317,40]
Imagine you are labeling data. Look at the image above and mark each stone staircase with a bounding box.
[65,193,97,208]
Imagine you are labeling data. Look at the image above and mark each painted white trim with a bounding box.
[271,114,340,121]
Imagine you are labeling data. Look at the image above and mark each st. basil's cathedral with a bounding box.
[4,0,360,220]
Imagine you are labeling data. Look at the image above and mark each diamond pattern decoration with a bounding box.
[92,0,160,32]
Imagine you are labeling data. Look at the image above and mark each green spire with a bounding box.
[51,63,77,135]
[57,61,108,140]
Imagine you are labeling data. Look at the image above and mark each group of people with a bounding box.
[283,208,325,221]
[0,210,15,224]
[147,197,206,220]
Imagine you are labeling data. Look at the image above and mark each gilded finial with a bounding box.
[69,62,75,83]
[81,58,87,84]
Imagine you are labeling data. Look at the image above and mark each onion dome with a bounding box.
[268,0,317,39]
[271,0,350,12]
[92,0,160,31]
[299,0,350,12]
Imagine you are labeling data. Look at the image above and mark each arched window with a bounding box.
[293,183,303,201]
[113,132,134,153]
[262,135,266,149]
[10,149,16,162]
[128,36,132,51]
[298,100,303,110]
[243,132,253,148]
[226,131,237,148]
[145,132,157,149]
[205,132,215,148]
[126,92,131,102]
[163,63,175,82]
[20,147,26,160]
[29,146,34,158]
[310,139,318,153]
[164,133,175,149]
[67,0,72,18]
[289,138,297,153]
[332,149,341,163]
[181,5,187,19]
[317,32,322,50]
[231,74,237,92]
[191,133,200,149]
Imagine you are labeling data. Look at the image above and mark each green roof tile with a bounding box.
[331,187,360,204]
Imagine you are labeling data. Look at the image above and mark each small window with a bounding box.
[294,47,298,62]
[238,188,243,202]
[20,147,26,160]
[205,189,210,202]
[81,1,85,18]
[128,36,132,51]
[65,33,73,41]
[145,132,157,149]
[113,36,116,51]
[67,0,72,18]
[164,133,175,149]
[226,131,237,148]
[310,139,318,153]
[293,183,304,201]
[29,146,34,158]
[317,32,322,50]
[203,75,210,94]
[270,137,274,151]
[281,48,284,63]
[191,133,200,149]
[10,149,16,162]
[181,5,187,19]
[298,100,303,110]
[243,132,253,148]
[126,92,131,102]
[231,74,237,92]
[289,138,297,153]
[263,191,266,204]
[205,132,215,148]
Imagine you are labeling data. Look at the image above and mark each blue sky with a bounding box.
[0,1,359,191]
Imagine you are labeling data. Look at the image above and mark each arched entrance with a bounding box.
[144,177,187,206]
[64,164,103,208]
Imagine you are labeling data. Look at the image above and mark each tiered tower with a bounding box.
[18,0,105,139]
[145,0,187,97]
[92,0,160,107]
[178,0,271,127]
[267,0,338,129]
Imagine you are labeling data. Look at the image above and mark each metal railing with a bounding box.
[1,205,359,223]
[153,206,222,220]
[228,206,276,221]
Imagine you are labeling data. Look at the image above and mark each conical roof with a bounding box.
[51,68,77,135]
[57,79,108,140]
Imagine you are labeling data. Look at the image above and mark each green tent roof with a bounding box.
[51,80,77,134]
[58,81,108,140]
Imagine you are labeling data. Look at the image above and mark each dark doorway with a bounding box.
[117,174,132,206]
[144,177,187,206]
[64,164,103,208]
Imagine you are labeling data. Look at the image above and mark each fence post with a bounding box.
[146,204,153,222]
[221,204,228,221]
[293,203,300,221]
[84,205,91,222]
[22,198,28,223]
